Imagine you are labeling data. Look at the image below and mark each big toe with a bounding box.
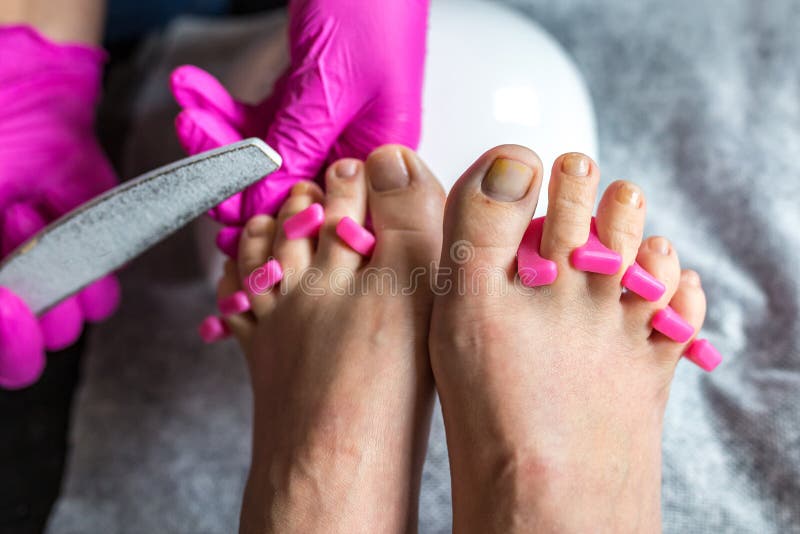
[440,145,543,274]
[365,145,446,271]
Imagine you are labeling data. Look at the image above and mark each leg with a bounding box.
[217,146,445,533]
[0,0,106,45]
[430,148,707,533]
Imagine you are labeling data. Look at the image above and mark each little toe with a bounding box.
[622,236,681,336]
[271,181,324,283]
[365,145,445,272]
[238,215,280,316]
[592,180,647,292]
[441,144,543,275]
[651,270,707,362]
[540,152,601,277]
[316,159,369,270]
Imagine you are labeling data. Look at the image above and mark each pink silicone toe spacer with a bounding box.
[0,287,45,390]
[198,315,230,343]
[246,259,283,295]
[651,305,695,343]
[570,219,623,275]
[216,227,242,259]
[517,217,558,287]
[621,262,666,302]
[218,291,251,316]
[336,216,376,256]
[284,203,324,239]
[684,338,722,372]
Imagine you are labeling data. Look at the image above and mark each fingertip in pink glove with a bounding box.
[0,25,121,388]
[171,0,429,254]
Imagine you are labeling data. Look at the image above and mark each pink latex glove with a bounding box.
[0,26,121,389]
[171,0,429,256]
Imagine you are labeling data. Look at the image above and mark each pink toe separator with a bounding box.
[652,305,695,343]
[517,217,558,287]
[283,203,324,239]
[571,218,623,275]
[621,262,666,301]
[218,290,251,316]
[199,315,230,343]
[336,217,375,256]
[246,259,283,295]
[685,338,723,372]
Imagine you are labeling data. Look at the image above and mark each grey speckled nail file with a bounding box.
[0,138,281,315]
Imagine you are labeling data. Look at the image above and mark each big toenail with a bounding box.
[615,183,643,208]
[561,153,590,176]
[482,158,534,201]
[369,148,410,191]
[335,160,358,178]
[649,237,671,255]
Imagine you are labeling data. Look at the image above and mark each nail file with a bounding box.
[336,217,376,256]
[570,218,622,274]
[621,262,666,301]
[0,139,281,315]
[284,203,325,239]
[517,217,558,287]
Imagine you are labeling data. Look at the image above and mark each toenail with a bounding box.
[615,183,643,208]
[335,160,358,178]
[561,153,590,177]
[682,270,702,287]
[369,148,410,191]
[648,237,671,255]
[246,217,272,237]
[291,181,314,196]
[482,158,534,201]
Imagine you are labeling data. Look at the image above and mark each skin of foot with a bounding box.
[217,145,445,534]
[429,146,707,534]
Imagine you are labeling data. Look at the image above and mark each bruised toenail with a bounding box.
[482,159,534,201]
[291,181,314,196]
[335,159,358,178]
[369,148,410,191]
[561,153,590,177]
[615,183,643,208]
[682,270,702,287]
[648,237,671,255]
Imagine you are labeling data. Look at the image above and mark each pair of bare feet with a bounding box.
[217,144,707,533]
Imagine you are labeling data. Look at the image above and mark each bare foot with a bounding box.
[218,146,445,533]
[430,146,707,533]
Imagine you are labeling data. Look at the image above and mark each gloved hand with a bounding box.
[0,26,120,389]
[171,0,429,256]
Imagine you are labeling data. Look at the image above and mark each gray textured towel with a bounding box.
[47,1,800,532]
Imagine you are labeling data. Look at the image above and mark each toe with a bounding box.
[238,215,279,316]
[441,144,543,275]
[316,159,369,270]
[218,259,255,343]
[540,153,600,264]
[622,236,681,336]
[651,270,707,360]
[271,181,324,282]
[593,180,646,290]
[365,145,445,272]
